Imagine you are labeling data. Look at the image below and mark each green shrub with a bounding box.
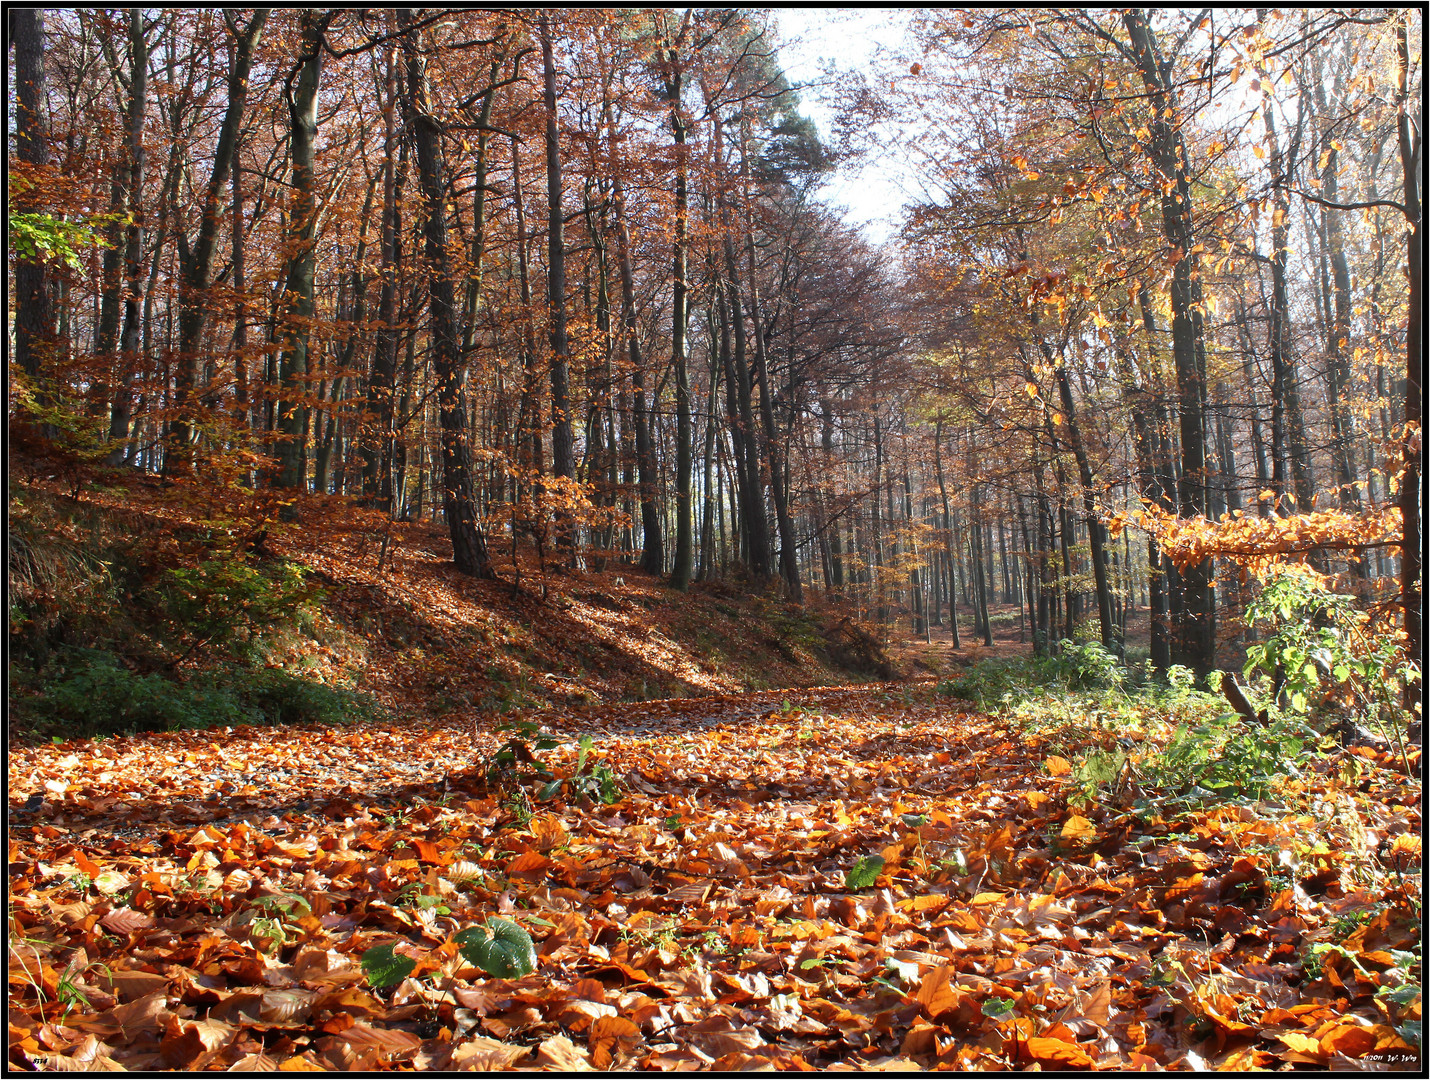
[156,554,319,665]
[11,648,382,739]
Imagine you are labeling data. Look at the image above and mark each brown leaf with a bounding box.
[534,1035,593,1071]
[449,1035,530,1070]
[158,1016,233,1069]
[1319,1025,1377,1059]
[99,908,153,935]
[337,1022,421,1056]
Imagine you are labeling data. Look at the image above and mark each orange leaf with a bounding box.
[1024,1037,1094,1068]
[1059,816,1095,844]
[914,965,961,1020]
[1320,1025,1377,1058]
[1044,756,1071,776]
[412,839,450,866]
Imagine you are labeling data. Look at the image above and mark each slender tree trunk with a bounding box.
[1256,55,1316,514]
[105,10,154,462]
[1053,356,1116,649]
[608,149,663,576]
[739,128,800,601]
[11,10,57,389]
[399,8,494,578]
[272,11,325,495]
[1395,14,1422,680]
[363,44,401,510]
[667,53,695,590]
[539,16,576,549]
[1123,8,1215,675]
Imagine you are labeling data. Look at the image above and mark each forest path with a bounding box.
[9,684,1421,1070]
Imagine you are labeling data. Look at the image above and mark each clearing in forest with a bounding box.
[7,684,1421,1071]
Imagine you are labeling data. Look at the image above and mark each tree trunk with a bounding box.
[399,9,495,578]
[609,153,663,576]
[666,46,695,591]
[539,16,576,544]
[1395,14,1422,685]
[1123,8,1215,675]
[362,43,401,511]
[11,10,57,387]
[105,10,154,462]
[272,10,325,495]
[1053,356,1116,649]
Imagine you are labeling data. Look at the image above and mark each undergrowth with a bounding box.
[938,574,1419,817]
[9,487,382,742]
[10,649,386,740]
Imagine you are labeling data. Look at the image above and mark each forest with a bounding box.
[7,7,1423,1071]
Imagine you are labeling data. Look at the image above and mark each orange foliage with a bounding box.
[1128,503,1402,579]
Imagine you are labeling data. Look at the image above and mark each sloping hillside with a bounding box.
[8,460,894,739]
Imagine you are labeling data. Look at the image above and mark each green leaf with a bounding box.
[844,854,885,890]
[360,943,416,989]
[577,734,593,774]
[981,997,1017,1022]
[537,780,563,801]
[455,917,537,979]
[900,813,929,828]
[1379,984,1421,1006]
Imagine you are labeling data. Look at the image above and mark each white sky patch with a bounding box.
[772,8,915,247]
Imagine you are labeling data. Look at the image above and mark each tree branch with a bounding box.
[1290,187,1409,217]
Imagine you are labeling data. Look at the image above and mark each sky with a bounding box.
[769,9,916,247]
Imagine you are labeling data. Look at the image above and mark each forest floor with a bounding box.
[8,466,1423,1070]
[8,678,1422,1070]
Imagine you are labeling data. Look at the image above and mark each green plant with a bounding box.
[1076,708,1313,813]
[11,649,383,738]
[1243,565,1418,770]
[845,854,885,890]
[486,717,559,788]
[455,918,538,978]
[157,554,318,666]
[360,943,416,989]
[539,735,621,805]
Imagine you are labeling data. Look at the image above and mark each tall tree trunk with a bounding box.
[721,244,771,578]
[740,125,800,601]
[607,134,663,576]
[1053,354,1116,649]
[399,9,495,578]
[539,16,576,553]
[165,11,267,475]
[822,397,846,591]
[1123,9,1215,675]
[1313,56,1361,516]
[105,9,152,463]
[362,43,401,511]
[511,134,544,479]
[11,10,57,388]
[272,10,325,495]
[933,418,961,648]
[1395,14,1422,684]
[664,38,695,590]
[1233,296,1272,517]
[1256,45,1315,514]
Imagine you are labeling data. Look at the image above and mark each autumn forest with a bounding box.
[7,8,1424,1072]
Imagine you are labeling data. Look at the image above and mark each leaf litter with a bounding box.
[8,684,1422,1070]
